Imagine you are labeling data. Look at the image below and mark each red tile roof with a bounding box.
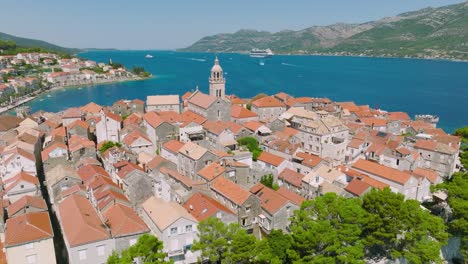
[294,152,322,168]
[5,212,53,247]
[80,102,103,114]
[197,162,225,181]
[387,111,410,121]
[250,183,288,215]
[162,139,185,153]
[242,121,264,132]
[68,119,90,130]
[211,177,251,205]
[345,179,372,196]
[231,105,258,119]
[4,172,39,192]
[122,130,151,146]
[7,195,47,217]
[102,204,149,237]
[278,168,304,188]
[252,96,285,108]
[359,117,387,127]
[188,92,216,109]
[352,159,411,185]
[41,142,68,161]
[77,164,110,182]
[183,192,234,221]
[257,152,285,167]
[58,194,110,247]
[143,111,167,128]
[413,167,439,184]
[276,187,305,206]
[117,162,144,179]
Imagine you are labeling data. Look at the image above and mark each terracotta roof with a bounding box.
[252,96,285,108]
[143,111,167,128]
[198,162,225,181]
[117,162,144,179]
[80,102,103,114]
[414,139,457,154]
[396,147,411,156]
[4,171,39,192]
[7,195,47,216]
[183,192,234,221]
[359,117,387,127]
[258,152,285,167]
[123,113,143,127]
[294,152,322,168]
[276,187,305,206]
[0,115,22,131]
[77,164,110,182]
[345,179,372,196]
[338,166,389,190]
[159,167,204,188]
[58,194,110,247]
[147,155,171,171]
[387,112,410,121]
[278,168,304,188]
[182,91,192,101]
[188,92,216,109]
[211,177,251,206]
[68,119,90,130]
[231,105,258,119]
[4,212,53,247]
[337,102,360,112]
[102,204,149,237]
[179,110,207,125]
[147,95,180,105]
[274,92,292,101]
[243,121,265,132]
[250,183,288,215]
[68,135,95,152]
[41,142,68,161]
[413,167,439,184]
[162,139,185,153]
[122,130,151,146]
[352,159,411,185]
[142,196,197,231]
[62,108,82,119]
[131,99,145,105]
[103,110,123,122]
[178,141,208,160]
[348,138,365,149]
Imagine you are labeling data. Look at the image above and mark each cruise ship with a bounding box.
[249,48,274,58]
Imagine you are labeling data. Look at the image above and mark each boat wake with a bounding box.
[184,58,207,62]
[281,62,299,67]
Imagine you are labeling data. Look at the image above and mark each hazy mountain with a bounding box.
[180,1,468,60]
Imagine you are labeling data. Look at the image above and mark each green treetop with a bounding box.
[107,234,172,264]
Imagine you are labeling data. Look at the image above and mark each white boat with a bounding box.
[250,48,274,58]
[145,54,154,59]
[259,61,265,66]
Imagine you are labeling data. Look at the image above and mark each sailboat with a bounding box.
[145,54,154,59]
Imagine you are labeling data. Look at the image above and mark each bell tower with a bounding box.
[209,56,225,99]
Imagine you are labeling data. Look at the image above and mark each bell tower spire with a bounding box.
[209,56,225,99]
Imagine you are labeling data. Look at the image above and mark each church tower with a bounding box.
[209,56,225,99]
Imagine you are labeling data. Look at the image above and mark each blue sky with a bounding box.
[0,0,464,49]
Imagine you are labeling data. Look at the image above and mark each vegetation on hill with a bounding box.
[260,173,279,190]
[0,32,81,54]
[180,2,468,60]
[237,136,262,160]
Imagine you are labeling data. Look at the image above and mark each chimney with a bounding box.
[189,204,193,211]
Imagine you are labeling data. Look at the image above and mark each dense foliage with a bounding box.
[435,172,468,260]
[260,173,279,190]
[237,136,262,160]
[454,126,468,169]
[99,141,122,153]
[192,190,448,264]
[107,234,172,264]
[132,66,151,78]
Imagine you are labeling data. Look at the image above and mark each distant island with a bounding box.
[179,1,468,61]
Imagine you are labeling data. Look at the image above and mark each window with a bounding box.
[245,206,251,213]
[26,255,37,264]
[170,227,178,235]
[97,245,105,256]
[25,242,34,249]
[185,225,193,232]
[78,249,87,260]
[129,239,137,246]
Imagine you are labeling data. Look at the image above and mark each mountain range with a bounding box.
[180,1,468,60]
[0,32,81,54]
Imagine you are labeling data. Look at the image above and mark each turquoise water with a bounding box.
[28,50,468,132]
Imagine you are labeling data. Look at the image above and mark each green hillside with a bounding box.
[0,32,81,54]
[180,1,468,60]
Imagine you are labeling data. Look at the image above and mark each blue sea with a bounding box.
[27,50,468,133]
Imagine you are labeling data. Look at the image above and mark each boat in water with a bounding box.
[145,54,154,59]
[250,48,273,58]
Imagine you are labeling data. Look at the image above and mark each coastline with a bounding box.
[178,50,468,63]
[0,76,152,114]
